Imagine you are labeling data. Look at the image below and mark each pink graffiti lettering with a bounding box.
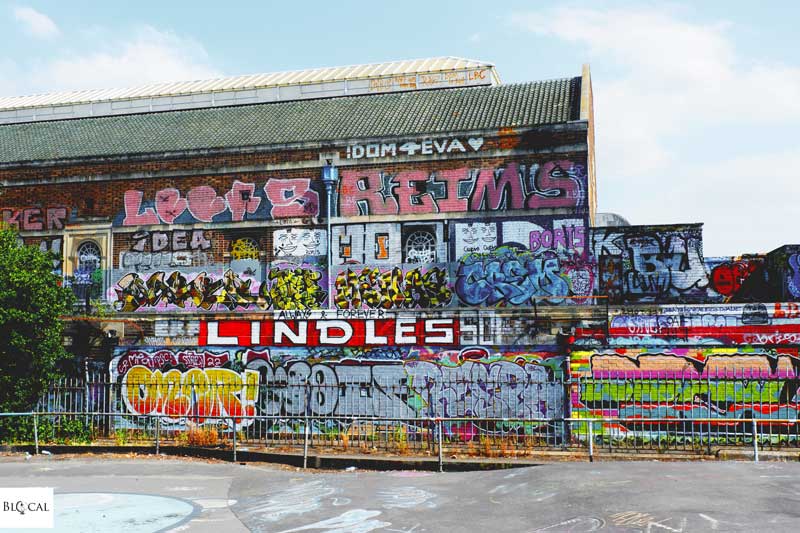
[46,207,68,230]
[265,178,320,218]
[530,226,586,253]
[527,161,582,209]
[470,163,526,211]
[225,180,262,221]
[338,161,584,217]
[123,190,160,225]
[186,186,226,222]
[155,188,189,224]
[2,207,69,231]
[339,171,398,216]
[395,171,439,214]
[121,178,320,226]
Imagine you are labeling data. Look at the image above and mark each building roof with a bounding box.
[0,57,499,124]
[0,77,581,166]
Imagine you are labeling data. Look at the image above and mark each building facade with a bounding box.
[1,58,799,426]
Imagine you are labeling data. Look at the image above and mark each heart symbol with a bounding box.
[187,186,227,222]
[155,188,188,224]
[467,137,484,151]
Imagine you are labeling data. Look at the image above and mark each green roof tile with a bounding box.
[0,78,580,165]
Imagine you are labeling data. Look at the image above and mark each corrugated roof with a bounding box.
[0,57,498,114]
[0,77,581,166]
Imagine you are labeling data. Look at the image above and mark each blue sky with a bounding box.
[1,1,798,257]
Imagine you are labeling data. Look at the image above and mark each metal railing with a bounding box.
[0,412,788,471]
[0,372,798,468]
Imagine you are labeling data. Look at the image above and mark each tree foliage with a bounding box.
[0,228,74,412]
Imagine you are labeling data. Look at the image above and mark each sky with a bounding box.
[1,0,798,257]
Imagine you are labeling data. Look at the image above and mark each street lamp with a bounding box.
[321,163,339,310]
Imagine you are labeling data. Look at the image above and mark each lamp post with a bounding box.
[321,163,339,310]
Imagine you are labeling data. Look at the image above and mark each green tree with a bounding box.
[0,228,74,415]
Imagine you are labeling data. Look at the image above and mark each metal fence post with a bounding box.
[437,419,443,473]
[561,374,570,450]
[706,373,712,455]
[33,413,39,455]
[232,420,237,463]
[155,415,160,455]
[588,420,594,462]
[303,417,310,469]
[83,362,89,428]
[752,419,759,463]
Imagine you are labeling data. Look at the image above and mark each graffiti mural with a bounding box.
[255,358,561,419]
[453,216,592,306]
[767,246,800,302]
[455,246,593,306]
[38,237,63,275]
[109,345,564,424]
[266,268,327,310]
[591,225,710,303]
[345,136,484,159]
[117,178,322,226]
[338,161,586,217]
[333,266,451,309]
[120,229,211,272]
[571,347,800,423]
[2,206,68,230]
[121,366,260,424]
[704,257,767,302]
[113,267,326,312]
[273,229,326,257]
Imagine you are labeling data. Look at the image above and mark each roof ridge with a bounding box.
[0,56,497,107]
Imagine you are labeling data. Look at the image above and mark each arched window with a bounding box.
[76,240,102,274]
[404,230,437,263]
[72,240,104,300]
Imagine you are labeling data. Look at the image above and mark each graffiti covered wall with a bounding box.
[591,224,710,304]
[110,315,565,425]
[570,302,800,426]
[97,156,593,312]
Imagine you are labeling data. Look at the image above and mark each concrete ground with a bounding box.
[1,455,799,532]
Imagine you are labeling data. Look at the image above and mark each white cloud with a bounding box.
[13,6,60,39]
[38,26,221,91]
[510,6,800,256]
[2,25,223,97]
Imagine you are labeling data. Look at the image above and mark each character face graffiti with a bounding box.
[461,223,496,245]
[274,229,325,257]
[456,222,497,256]
[275,232,297,256]
[299,230,322,256]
